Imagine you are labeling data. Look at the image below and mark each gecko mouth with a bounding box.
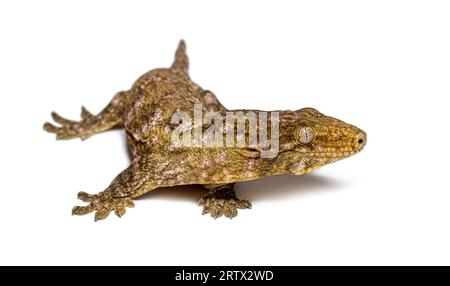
[296,147,363,158]
[288,146,364,175]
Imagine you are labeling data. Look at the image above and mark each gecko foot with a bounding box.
[72,191,135,221]
[43,107,96,140]
[198,187,251,219]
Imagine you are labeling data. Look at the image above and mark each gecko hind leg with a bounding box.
[199,184,252,219]
[72,160,156,221]
[44,90,132,140]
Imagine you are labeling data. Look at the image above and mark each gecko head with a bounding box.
[279,108,366,175]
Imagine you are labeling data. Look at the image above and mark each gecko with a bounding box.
[44,40,367,221]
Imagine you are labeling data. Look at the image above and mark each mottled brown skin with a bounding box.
[44,40,367,221]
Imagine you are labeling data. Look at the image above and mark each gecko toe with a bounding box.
[43,122,58,133]
[94,209,111,222]
[237,199,252,209]
[114,206,126,218]
[72,205,94,216]
[77,191,95,203]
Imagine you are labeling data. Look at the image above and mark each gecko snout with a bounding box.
[354,130,367,150]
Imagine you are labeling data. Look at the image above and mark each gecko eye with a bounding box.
[295,126,316,145]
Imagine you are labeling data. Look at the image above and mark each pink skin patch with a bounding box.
[244,158,260,170]
[215,153,227,164]
[200,159,214,169]
[148,109,163,128]
[135,109,164,140]
[245,171,255,178]
[290,162,307,174]
[203,92,216,105]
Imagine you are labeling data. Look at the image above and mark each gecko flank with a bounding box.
[44,40,367,221]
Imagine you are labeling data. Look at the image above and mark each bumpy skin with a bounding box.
[44,40,366,221]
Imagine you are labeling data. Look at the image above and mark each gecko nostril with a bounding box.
[355,131,367,148]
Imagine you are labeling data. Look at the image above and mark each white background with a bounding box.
[1,0,449,266]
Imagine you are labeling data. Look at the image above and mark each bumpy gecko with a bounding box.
[44,40,367,221]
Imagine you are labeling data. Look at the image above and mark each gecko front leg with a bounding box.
[199,184,252,219]
[72,159,156,221]
[72,191,135,221]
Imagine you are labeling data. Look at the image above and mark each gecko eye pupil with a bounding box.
[296,126,316,145]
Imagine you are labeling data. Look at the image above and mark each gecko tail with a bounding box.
[170,39,189,75]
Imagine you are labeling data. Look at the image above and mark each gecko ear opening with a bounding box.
[234,148,261,158]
